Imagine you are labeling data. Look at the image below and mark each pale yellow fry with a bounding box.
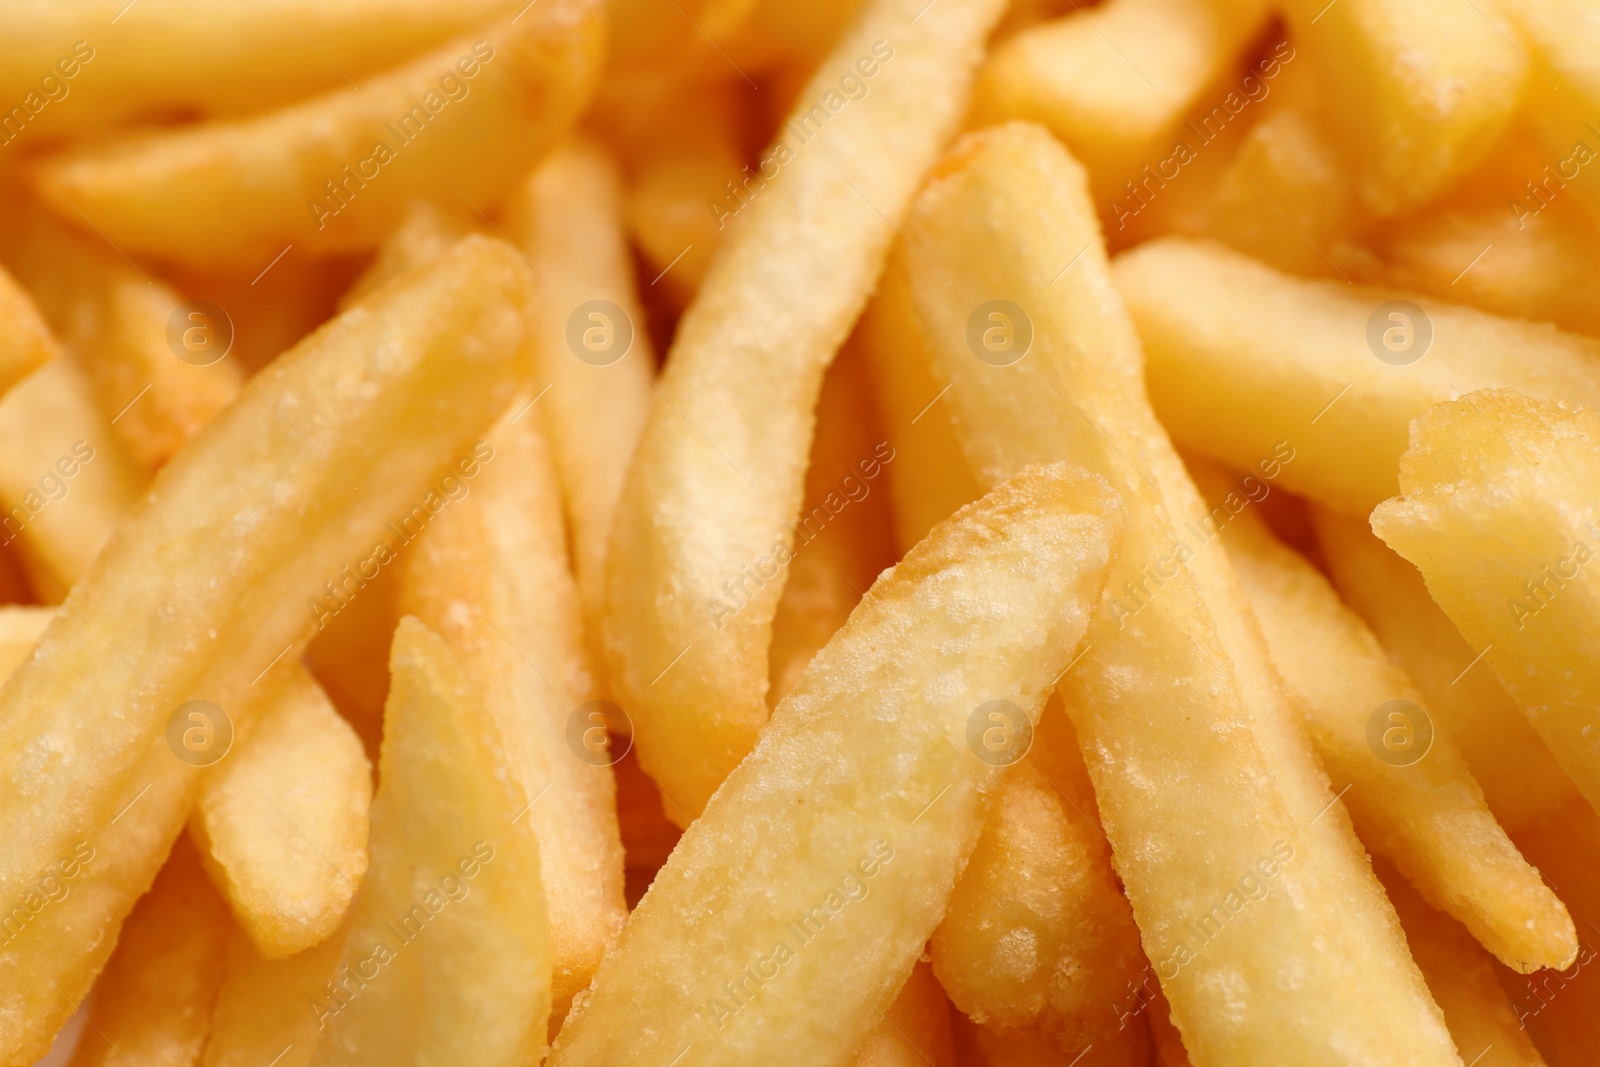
[0,264,53,399]
[1373,390,1600,820]
[0,1,525,141]
[0,606,48,677]
[1198,461,1574,972]
[551,463,1122,1067]
[189,665,371,960]
[0,357,146,602]
[307,618,552,1066]
[501,136,656,669]
[850,962,956,1067]
[66,837,230,1067]
[0,235,530,1066]
[899,122,1457,1066]
[1310,506,1577,835]
[2,210,242,470]
[35,1,604,269]
[605,0,1005,825]
[337,200,478,311]
[201,924,346,1067]
[1279,0,1525,216]
[1113,236,1600,515]
[400,404,625,1027]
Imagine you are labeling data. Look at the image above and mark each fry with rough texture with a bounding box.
[401,404,625,1026]
[0,235,529,1066]
[66,837,230,1067]
[850,962,957,1067]
[603,0,1008,824]
[0,265,54,400]
[307,618,551,1066]
[200,925,347,1067]
[899,121,1458,1066]
[1373,389,1600,819]
[189,665,371,959]
[551,463,1122,1066]
[35,1,604,268]
[1114,237,1600,515]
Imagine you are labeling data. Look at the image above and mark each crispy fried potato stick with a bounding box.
[603,0,1008,824]
[65,838,230,1067]
[0,235,530,1066]
[189,665,371,959]
[899,122,1458,1066]
[1197,461,1574,972]
[850,962,956,1067]
[401,404,625,1026]
[36,1,604,269]
[0,265,54,400]
[1311,507,1577,834]
[1373,390,1600,819]
[201,925,347,1067]
[307,618,552,1066]
[1279,0,1524,216]
[1113,237,1600,515]
[501,137,657,665]
[551,464,1122,1066]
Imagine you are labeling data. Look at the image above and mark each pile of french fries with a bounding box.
[0,0,1596,1064]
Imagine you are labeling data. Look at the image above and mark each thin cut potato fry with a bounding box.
[850,962,956,1067]
[337,200,478,310]
[1372,390,1600,819]
[200,924,348,1067]
[899,122,1458,1066]
[66,837,230,1067]
[550,464,1123,1066]
[1196,460,1575,972]
[0,264,54,400]
[0,357,146,602]
[0,235,530,1066]
[401,404,626,1026]
[35,1,605,269]
[307,618,552,1066]
[1311,507,1577,834]
[1113,237,1600,514]
[188,665,372,959]
[603,0,1008,824]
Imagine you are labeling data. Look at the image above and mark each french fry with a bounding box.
[201,925,347,1067]
[898,121,1458,1065]
[850,961,957,1067]
[0,235,530,1066]
[0,356,146,602]
[400,404,626,1026]
[337,200,477,310]
[1372,390,1600,819]
[1311,507,1577,835]
[35,2,604,269]
[1498,0,1600,229]
[603,0,1008,823]
[1196,460,1575,972]
[550,463,1123,1066]
[0,264,54,399]
[1279,0,1525,216]
[306,618,552,1066]
[66,837,230,1067]
[1376,860,1551,1067]
[0,605,47,676]
[188,665,371,959]
[501,137,657,669]
[1113,237,1600,515]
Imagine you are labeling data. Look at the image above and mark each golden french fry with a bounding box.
[899,121,1458,1066]
[850,961,957,1067]
[1280,0,1525,216]
[35,2,604,269]
[401,403,625,1026]
[201,924,346,1067]
[66,837,230,1067]
[603,0,1008,824]
[1198,460,1574,972]
[188,665,371,959]
[338,200,478,310]
[1311,507,1577,835]
[1372,390,1600,819]
[0,264,54,399]
[551,463,1123,1066]
[1113,236,1600,515]
[0,235,530,1066]
[307,618,552,1066]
